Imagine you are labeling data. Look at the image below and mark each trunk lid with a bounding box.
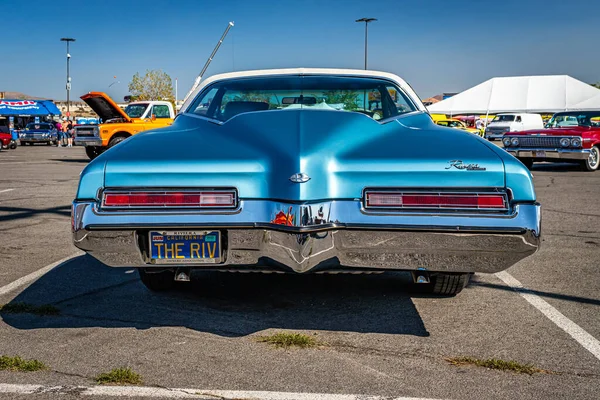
[103,111,506,201]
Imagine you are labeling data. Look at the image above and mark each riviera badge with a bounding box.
[445,160,486,171]
[289,173,311,183]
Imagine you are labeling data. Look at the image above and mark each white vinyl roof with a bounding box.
[427,75,600,115]
[180,68,427,113]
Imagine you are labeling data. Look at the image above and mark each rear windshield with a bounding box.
[545,112,600,128]
[492,115,515,122]
[187,75,417,122]
[25,123,52,130]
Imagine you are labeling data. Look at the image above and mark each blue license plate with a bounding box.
[149,231,221,264]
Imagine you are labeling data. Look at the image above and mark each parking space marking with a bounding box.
[0,383,444,399]
[0,188,15,194]
[0,252,83,296]
[496,271,600,361]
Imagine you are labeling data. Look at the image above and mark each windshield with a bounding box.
[188,76,417,122]
[124,103,149,118]
[492,115,515,122]
[545,112,600,128]
[25,123,52,130]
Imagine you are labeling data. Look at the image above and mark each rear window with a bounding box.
[188,75,417,122]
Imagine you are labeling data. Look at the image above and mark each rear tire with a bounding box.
[581,145,599,171]
[518,157,533,170]
[429,272,471,296]
[138,268,176,292]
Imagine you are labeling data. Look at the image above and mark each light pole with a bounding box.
[355,18,377,70]
[60,38,76,119]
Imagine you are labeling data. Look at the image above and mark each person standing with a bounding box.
[66,119,74,147]
[60,120,68,147]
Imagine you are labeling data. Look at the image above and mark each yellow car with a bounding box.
[436,119,483,137]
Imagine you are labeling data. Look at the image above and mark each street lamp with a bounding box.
[60,38,76,119]
[355,18,377,70]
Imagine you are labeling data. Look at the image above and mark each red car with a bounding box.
[503,111,600,171]
[0,131,12,150]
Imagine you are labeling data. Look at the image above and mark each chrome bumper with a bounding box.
[486,132,507,140]
[72,200,541,274]
[20,137,54,142]
[74,137,102,147]
[507,148,590,160]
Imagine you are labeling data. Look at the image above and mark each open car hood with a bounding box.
[80,92,131,122]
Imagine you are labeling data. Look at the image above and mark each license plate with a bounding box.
[533,150,546,157]
[149,231,221,264]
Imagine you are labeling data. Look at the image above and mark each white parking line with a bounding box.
[0,188,15,194]
[496,271,600,361]
[0,384,444,399]
[0,252,83,296]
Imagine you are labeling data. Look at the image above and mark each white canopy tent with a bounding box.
[427,75,600,115]
[571,93,600,110]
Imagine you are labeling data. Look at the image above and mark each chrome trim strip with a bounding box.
[100,188,238,210]
[362,188,509,212]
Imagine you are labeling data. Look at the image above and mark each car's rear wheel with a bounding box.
[518,157,533,170]
[428,272,471,296]
[138,268,176,291]
[581,145,599,171]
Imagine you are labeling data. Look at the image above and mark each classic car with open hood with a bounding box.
[73,92,175,160]
[72,68,541,296]
[503,111,600,171]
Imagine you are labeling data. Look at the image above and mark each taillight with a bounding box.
[365,191,507,210]
[102,190,237,208]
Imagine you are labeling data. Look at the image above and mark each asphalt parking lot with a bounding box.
[0,145,599,400]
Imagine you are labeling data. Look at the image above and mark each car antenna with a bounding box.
[182,21,234,105]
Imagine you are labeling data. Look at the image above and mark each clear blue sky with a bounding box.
[1,0,599,101]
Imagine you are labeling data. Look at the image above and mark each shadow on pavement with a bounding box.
[0,205,71,222]
[2,255,429,337]
[531,162,584,172]
[49,158,89,164]
[470,279,600,306]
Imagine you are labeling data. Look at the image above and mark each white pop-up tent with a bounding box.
[427,75,600,115]
[571,93,600,110]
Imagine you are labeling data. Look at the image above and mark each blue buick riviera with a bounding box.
[72,69,541,296]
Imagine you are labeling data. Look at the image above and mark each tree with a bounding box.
[321,90,360,111]
[592,82,600,89]
[128,70,174,103]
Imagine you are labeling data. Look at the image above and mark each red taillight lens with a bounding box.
[365,192,507,210]
[103,191,236,208]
